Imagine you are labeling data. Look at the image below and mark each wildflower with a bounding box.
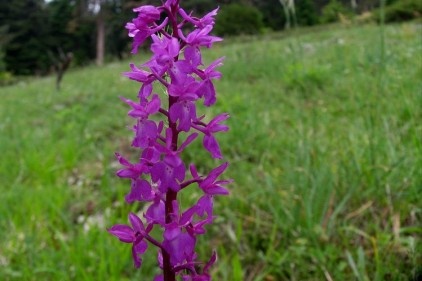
[179,7,219,29]
[194,113,229,158]
[198,163,231,195]
[125,179,154,203]
[109,1,231,279]
[108,213,149,268]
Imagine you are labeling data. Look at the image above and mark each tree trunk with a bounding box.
[96,2,105,66]
[279,0,296,29]
[351,0,357,10]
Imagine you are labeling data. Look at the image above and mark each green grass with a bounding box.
[1,23,421,280]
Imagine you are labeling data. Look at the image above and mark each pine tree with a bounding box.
[2,0,50,75]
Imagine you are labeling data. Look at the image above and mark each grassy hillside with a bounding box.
[0,23,421,280]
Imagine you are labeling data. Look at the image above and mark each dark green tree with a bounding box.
[2,0,51,75]
[45,0,75,59]
[214,3,264,35]
[105,0,134,60]
[252,0,286,30]
[296,0,319,26]
[183,0,217,15]
[320,0,352,23]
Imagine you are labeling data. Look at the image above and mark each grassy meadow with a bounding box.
[0,23,421,280]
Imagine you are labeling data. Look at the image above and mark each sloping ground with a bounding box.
[0,23,420,280]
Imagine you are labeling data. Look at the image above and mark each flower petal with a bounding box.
[108,224,134,243]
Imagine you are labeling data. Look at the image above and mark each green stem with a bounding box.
[163,96,178,281]
[163,3,181,280]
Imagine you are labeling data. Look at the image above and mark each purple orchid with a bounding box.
[115,153,148,179]
[121,94,160,120]
[145,196,166,225]
[124,63,153,83]
[181,25,222,48]
[108,1,231,280]
[199,163,231,195]
[193,113,229,159]
[179,7,219,29]
[108,212,149,268]
[125,179,155,203]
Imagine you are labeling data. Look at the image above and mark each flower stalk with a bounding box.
[107,1,231,280]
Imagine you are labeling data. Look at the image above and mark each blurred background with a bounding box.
[0,0,421,280]
[1,0,421,81]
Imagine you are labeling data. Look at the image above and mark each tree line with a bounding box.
[0,0,416,78]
